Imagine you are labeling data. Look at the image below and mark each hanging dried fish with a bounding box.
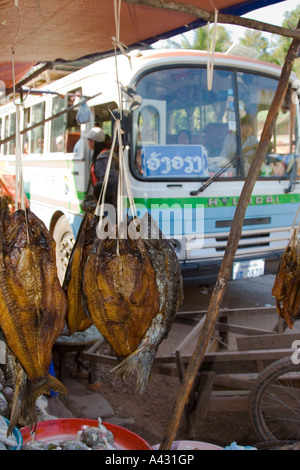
[111,215,183,391]
[63,212,99,334]
[83,216,160,358]
[272,227,300,328]
[0,208,67,433]
[83,214,183,391]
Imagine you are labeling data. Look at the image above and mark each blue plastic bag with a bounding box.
[76,102,91,124]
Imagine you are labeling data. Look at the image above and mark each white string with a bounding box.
[95,118,120,219]
[207,8,218,91]
[112,0,132,115]
[3,0,25,212]
[95,0,137,249]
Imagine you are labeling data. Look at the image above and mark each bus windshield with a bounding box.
[132,66,297,180]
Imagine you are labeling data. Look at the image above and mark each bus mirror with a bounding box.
[111,108,132,146]
[122,86,142,111]
[130,94,142,111]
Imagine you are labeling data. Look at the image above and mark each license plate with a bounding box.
[232,259,265,280]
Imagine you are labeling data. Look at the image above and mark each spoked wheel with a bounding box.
[249,356,300,441]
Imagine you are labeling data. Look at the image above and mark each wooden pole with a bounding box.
[159,23,300,450]
[126,0,300,41]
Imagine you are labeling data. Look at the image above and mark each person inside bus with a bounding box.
[34,136,44,154]
[220,114,258,167]
[56,135,64,152]
[177,129,191,145]
[87,126,118,207]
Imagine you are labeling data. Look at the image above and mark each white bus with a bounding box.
[0,49,299,284]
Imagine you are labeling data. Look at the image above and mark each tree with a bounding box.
[268,6,300,76]
[167,24,232,52]
[238,6,300,75]
[239,29,269,61]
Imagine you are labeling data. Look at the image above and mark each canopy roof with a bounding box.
[0,0,290,90]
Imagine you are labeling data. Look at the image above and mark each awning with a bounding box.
[0,0,290,90]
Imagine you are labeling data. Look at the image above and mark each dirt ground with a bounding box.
[58,275,280,449]
[85,358,258,449]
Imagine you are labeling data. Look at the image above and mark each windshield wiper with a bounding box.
[284,156,297,193]
[190,156,237,195]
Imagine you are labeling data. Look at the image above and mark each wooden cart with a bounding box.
[78,305,295,432]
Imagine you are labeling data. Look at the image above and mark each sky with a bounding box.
[153,0,298,47]
[225,0,298,43]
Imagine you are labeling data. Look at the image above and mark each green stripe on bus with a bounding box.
[133,193,300,208]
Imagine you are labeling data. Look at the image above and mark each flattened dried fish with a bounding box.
[112,215,183,391]
[0,209,67,432]
[63,213,99,334]
[82,217,160,359]
[83,214,183,391]
[272,227,300,328]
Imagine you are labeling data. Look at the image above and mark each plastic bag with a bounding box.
[76,102,91,124]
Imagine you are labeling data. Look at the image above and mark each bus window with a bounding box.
[4,113,16,155]
[134,67,236,178]
[23,107,30,155]
[50,88,82,153]
[9,113,16,155]
[31,102,45,154]
[50,95,65,152]
[93,101,118,135]
[237,72,295,177]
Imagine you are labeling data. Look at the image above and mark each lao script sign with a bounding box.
[142,145,208,178]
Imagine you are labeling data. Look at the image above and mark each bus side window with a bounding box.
[50,88,82,153]
[4,114,16,155]
[23,108,30,155]
[31,102,45,154]
[50,95,65,152]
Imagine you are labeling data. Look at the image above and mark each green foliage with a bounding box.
[239,5,300,76]
[165,5,299,75]
[240,30,269,61]
[167,24,232,53]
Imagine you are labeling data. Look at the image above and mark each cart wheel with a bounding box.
[53,215,75,285]
[249,356,300,441]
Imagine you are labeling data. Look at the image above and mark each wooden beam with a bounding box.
[237,332,300,351]
[126,0,300,40]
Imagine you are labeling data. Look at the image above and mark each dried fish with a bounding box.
[0,209,67,432]
[112,215,183,391]
[63,213,99,334]
[272,227,300,328]
[83,217,160,360]
[83,214,183,391]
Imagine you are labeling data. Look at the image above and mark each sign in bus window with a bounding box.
[141,145,208,178]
